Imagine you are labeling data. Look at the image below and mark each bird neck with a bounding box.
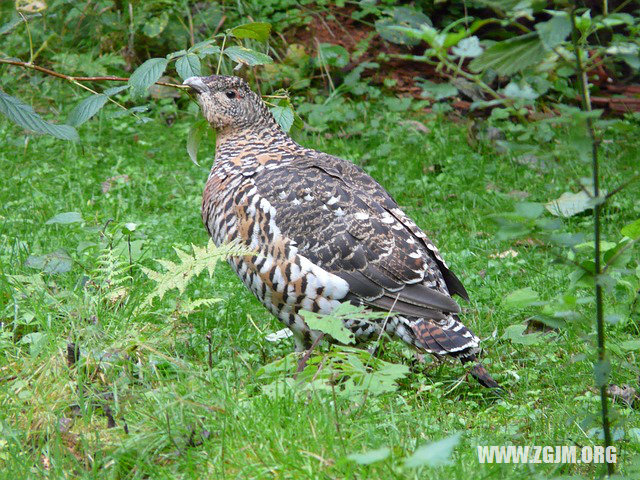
[215,123,298,157]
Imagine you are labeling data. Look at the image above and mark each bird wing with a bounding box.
[252,151,468,319]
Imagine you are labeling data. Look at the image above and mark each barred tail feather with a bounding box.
[409,316,500,389]
[410,316,479,356]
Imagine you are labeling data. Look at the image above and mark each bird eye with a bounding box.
[225,91,236,99]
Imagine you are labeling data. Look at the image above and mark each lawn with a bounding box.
[1,98,639,479]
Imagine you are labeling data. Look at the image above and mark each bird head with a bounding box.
[183,75,273,131]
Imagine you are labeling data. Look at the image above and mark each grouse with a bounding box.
[184,75,498,388]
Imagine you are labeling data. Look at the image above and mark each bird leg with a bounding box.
[294,333,325,379]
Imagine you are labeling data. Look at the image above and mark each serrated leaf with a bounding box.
[316,43,349,68]
[25,250,73,274]
[418,80,458,100]
[348,447,390,465]
[375,7,432,46]
[230,22,272,42]
[67,94,109,126]
[128,58,169,98]
[536,14,572,50]
[594,359,610,387]
[304,313,356,345]
[503,287,539,308]
[621,219,640,240]
[405,433,461,468]
[45,212,83,225]
[189,40,221,58]
[470,34,547,75]
[224,46,273,66]
[103,85,130,96]
[270,106,294,132]
[545,191,592,217]
[187,119,209,165]
[0,15,23,35]
[0,90,79,141]
[176,53,201,80]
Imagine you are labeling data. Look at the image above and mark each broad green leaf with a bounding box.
[405,433,461,468]
[67,94,108,126]
[187,119,209,166]
[514,202,544,219]
[502,324,544,345]
[375,7,432,46]
[594,359,610,387]
[535,13,571,50]
[224,46,273,66]
[303,313,356,345]
[545,191,592,217]
[176,53,201,80]
[316,43,349,68]
[128,58,169,98]
[503,287,539,308]
[452,36,482,58]
[621,219,640,240]
[230,22,272,42]
[348,447,390,465]
[166,49,188,60]
[470,34,547,75]
[0,90,79,141]
[418,80,458,100]
[142,11,168,38]
[21,331,48,357]
[25,250,73,274]
[45,212,83,225]
[189,40,221,58]
[0,15,23,35]
[270,106,294,132]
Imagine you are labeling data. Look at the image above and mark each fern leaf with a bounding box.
[141,240,251,307]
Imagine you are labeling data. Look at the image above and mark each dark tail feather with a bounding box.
[469,363,500,389]
[460,356,500,389]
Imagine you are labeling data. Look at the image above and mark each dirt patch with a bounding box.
[288,6,640,114]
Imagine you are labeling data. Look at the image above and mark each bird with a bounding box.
[183,74,498,388]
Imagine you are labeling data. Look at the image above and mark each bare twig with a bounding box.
[0,58,186,89]
[294,333,325,379]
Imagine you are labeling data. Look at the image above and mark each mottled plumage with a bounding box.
[184,75,498,388]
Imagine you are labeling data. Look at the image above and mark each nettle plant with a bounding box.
[0,19,297,161]
[382,1,638,116]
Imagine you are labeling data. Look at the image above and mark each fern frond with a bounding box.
[141,240,251,307]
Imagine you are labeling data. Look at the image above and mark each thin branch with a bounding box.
[294,333,325,379]
[0,58,187,89]
[605,173,640,200]
[17,13,34,63]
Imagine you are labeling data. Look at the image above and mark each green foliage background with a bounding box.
[1,1,639,478]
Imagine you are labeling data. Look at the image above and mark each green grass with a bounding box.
[1,100,639,479]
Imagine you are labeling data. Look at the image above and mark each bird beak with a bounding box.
[183,76,207,94]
